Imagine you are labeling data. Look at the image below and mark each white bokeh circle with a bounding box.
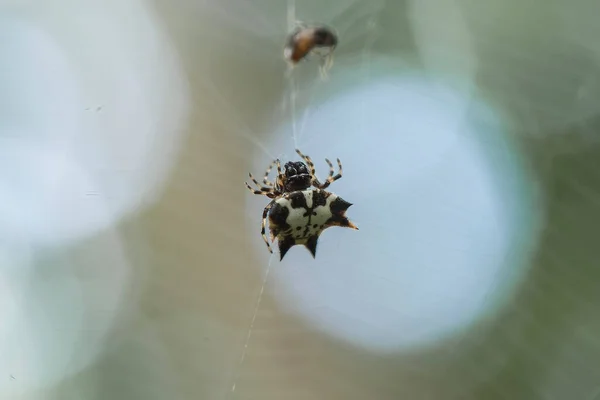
[0,4,189,246]
[247,61,540,353]
[0,2,188,395]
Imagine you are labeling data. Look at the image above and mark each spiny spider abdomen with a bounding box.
[268,188,356,260]
[245,149,358,260]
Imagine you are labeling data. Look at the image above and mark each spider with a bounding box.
[245,149,358,261]
[283,23,338,79]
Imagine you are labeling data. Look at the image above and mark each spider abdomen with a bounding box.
[268,189,357,260]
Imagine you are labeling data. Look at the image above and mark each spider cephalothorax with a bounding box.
[281,161,312,192]
[245,149,358,261]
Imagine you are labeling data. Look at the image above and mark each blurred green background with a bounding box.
[2,1,600,399]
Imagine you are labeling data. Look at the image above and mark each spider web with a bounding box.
[212,0,384,396]
[198,0,543,398]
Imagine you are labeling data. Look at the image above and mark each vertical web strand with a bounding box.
[287,0,298,150]
[231,1,297,397]
[290,73,298,149]
[230,253,275,396]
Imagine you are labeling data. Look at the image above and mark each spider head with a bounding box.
[283,161,312,192]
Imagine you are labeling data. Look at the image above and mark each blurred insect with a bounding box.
[284,23,338,79]
[245,149,358,261]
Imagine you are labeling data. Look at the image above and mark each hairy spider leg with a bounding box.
[311,156,342,189]
[246,173,275,196]
[260,201,275,254]
[294,148,316,178]
[323,158,335,182]
[249,172,273,190]
[295,149,343,189]
[262,160,277,186]
[245,182,269,196]
[274,159,285,191]
[319,157,343,189]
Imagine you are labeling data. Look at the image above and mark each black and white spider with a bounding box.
[245,149,358,261]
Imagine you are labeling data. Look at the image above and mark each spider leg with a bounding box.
[245,182,271,196]
[295,149,344,189]
[305,155,324,187]
[324,158,335,180]
[333,158,343,182]
[246,173,275,196]
[260,201,275,254]
[262,160,276,186]
[317,157,343,189]
[295,148,315,177]
[274,159,285,191]
[295,148,326,187]
[249,172,273,191]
